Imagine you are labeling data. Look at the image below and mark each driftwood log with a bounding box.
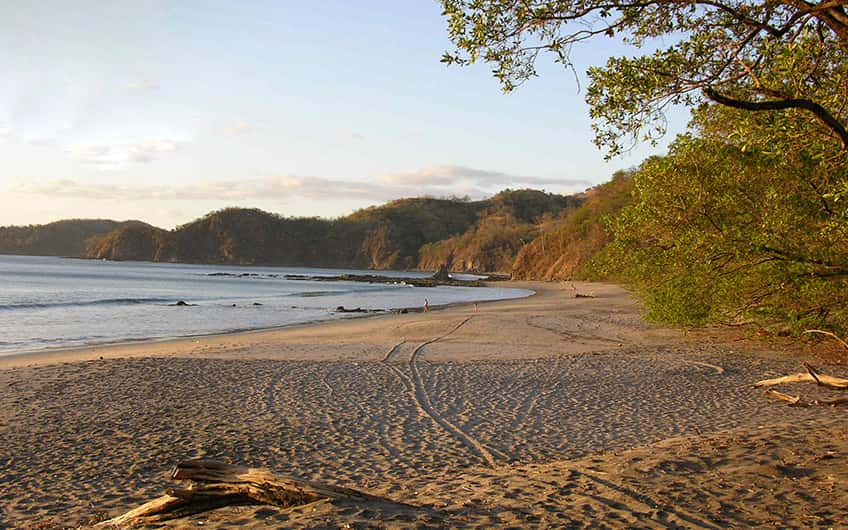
[98,459,411,527]
[755,363,848,407]
[765,388,848,407]
[804,329,848,350]
[754,363,848,390]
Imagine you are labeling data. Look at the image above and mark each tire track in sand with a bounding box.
[509,356,563,434]
[381,341,416,393]
[381,316,506,468]
[381,340,407,363]
[526,315,625,346]
[264,367,287,417]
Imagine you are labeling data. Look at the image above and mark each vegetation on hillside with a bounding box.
[419,190,579,273]
[81,190,576,270]
[441,1,848,336]
[83,224,173,262]
[345,197,483,269]
[0,219,148,257]
[512,172,634,280]
[587,106,848,334]
[419,214,538,273]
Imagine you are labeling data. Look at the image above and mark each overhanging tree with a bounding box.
[440,0,848,156]
[587,104,848,331]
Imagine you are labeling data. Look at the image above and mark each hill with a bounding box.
[511,171,634,279]
[81,189,578,270]
[418,190,580,273]
[0,219,149,257]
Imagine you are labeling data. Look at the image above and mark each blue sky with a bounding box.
[1,1,688,228]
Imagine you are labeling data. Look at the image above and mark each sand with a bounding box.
[1,281,846,528]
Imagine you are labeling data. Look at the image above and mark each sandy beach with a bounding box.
[2,281,846,528]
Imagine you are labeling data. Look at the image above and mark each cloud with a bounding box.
[337,131,365,141]
[126,79,160,91]
[224,121,252,135]
[378,165,590,189]
[128,140,181,163]
[15,165,589,204]
[18,178,124,200]
[66,139,184,169]
[26,137,56,147]
[16,175,401,203]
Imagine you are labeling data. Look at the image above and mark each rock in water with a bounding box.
[432,264,451,282]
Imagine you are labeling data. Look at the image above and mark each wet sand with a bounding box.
[1,281,846,528]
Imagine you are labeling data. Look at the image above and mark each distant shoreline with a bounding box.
[0,255,531,363]
[1,252,504,276]
[0,281,534,369]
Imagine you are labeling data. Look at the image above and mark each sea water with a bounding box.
[0,255,532,355]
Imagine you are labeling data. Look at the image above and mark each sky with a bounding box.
[0,1,689,228]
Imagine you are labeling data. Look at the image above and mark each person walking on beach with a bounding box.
[424,298,430,312]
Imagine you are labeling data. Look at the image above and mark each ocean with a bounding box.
[0,255,532,355]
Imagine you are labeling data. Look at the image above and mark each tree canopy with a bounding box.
[440,0,848,334]
[440,0,848,157]
[582,103,848,332]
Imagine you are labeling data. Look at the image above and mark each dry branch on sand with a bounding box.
[755,363,848,407]
[755,329,848,408]
[804,329,848,351]
[98,459,412,527]
[754,363,848,390]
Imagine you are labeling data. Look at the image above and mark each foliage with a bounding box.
[79,190,576,271]
[0,219,149,257]
[440,0,848,157]
[84,224,171,262]
[512,171,634,279]
[346,197,483,268]
[419,213,539,273]
[593,105,848,332]
[417,189,578,272]
[440,0,848,335]
[487,188,576,222]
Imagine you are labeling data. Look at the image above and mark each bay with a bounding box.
[0,255,532,355]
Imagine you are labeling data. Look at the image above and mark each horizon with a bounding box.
[1,185,588,229]
[0,1,686,229]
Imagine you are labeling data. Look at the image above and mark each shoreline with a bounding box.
[3,279,846,528]
[0,281,536,369]
[0,254,529,366]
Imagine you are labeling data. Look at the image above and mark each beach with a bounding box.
[2,281,846,528]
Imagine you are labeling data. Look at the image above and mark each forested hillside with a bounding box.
[81,189,576,270]
[0,219,149,257]
[418,190,580,272]
[511,105,847,334]
[511,171,634,280]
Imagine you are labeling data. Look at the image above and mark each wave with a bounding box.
[0,297,178,311]
[296,283,410,298]
[297,290,353,297]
